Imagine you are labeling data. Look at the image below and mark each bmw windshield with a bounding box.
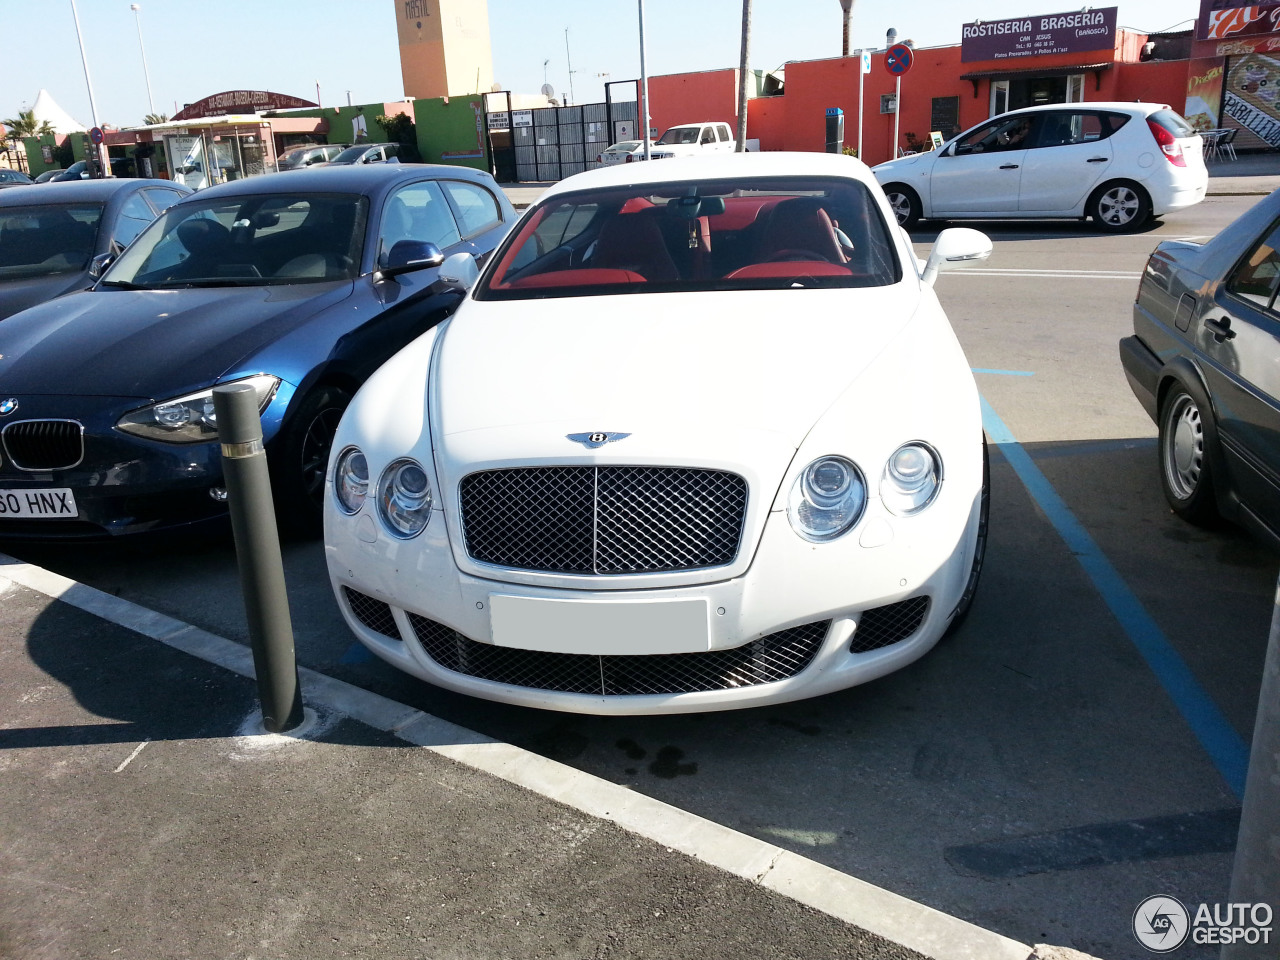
[102,193,368,288]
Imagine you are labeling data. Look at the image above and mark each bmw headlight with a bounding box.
[377,458,432,538]
[333,447,369,515]
[787,456,867,542]
[880,442,941,516]
[115,374,280,443]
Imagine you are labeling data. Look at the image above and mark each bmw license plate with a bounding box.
[0,488,78,519]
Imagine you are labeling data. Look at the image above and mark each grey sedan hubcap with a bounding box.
[888,193,911,224]
[1098,186,1139,226]
[1164,394,1203,500]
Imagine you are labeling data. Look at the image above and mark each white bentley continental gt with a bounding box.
[324,152,992,714]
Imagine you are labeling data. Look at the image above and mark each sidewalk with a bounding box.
[0,556,1067,960]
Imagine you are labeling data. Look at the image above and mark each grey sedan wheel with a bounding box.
[1159,386,1218,524]
[1091,182,1151,232]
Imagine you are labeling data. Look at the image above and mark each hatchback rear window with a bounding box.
[1147,109,1196,139]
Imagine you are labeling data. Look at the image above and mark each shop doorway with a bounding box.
[990,74,1085,117]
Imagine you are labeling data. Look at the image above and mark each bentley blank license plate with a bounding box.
[0,488,79,519]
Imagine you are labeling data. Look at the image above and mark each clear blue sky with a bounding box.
[4,0,1202,129]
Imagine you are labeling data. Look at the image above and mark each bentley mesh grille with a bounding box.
[343,587,401,640]
[408,613,828,695]
[852,596,930,653]
[1,420,84,471]
[459,466,748,574]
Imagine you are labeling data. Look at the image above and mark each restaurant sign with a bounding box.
[172,90,318,122]
[961,6,1117,62]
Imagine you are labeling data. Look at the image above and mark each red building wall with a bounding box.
[645,30,1195,167]
[646,69,740,140]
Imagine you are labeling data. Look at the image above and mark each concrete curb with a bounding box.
[0,552,1051,960]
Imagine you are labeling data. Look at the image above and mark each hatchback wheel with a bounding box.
[1090,182,1151,233]
[1159,384,1218,524]
[883,184,921,230]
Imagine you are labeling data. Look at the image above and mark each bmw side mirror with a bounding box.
[379,240,445,279]
[921,227,991,287]
[89,251,117,279]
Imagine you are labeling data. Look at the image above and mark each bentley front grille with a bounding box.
[1,420,84,471]
[459,466,748,574]
[408,614,828,696]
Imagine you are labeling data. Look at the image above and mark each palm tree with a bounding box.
[2,108,55,141]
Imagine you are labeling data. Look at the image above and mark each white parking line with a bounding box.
[947,268,1142,280]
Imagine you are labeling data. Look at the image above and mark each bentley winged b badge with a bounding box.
[567,431,630,449]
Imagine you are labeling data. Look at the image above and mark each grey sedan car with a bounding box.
[1121,188,1280,548]
[0,178,192,320]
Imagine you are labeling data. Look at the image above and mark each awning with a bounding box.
[958,62,1112,96]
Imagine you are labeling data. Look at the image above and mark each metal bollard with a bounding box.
[213,383,304,734]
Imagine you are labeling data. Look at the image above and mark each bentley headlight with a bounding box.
[333,447,369,515]
[115,374,280,443]
[880,442,941,516]
[378,458,432,538]
[787,456,866,542]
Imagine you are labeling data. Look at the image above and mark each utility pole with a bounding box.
[69,0,110,178]
[639,0,651,160]
[565,28,576,106]
[735,0,752,152]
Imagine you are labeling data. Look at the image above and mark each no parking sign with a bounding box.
[884,44,914,76]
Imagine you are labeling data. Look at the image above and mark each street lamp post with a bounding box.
[69,0,111,177]
[130,3,156,118]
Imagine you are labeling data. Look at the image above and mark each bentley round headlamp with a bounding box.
[787,456,866,542]
[377,458,432,538]
[333,447,369,515]
[880,442,941,516]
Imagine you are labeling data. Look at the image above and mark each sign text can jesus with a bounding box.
[961,6,1116,62]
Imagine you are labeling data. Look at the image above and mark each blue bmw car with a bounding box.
[0,164,515,539]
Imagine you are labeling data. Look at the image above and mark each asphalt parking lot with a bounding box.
[4,190,1276,959]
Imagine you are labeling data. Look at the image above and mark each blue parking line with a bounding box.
[972,368,1035,377]
[980,396,1249,799]
[340,642,375,665]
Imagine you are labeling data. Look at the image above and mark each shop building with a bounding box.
[646,5,1194,167]
[1184,0,1280,150]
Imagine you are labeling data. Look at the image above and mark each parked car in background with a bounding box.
[0,169,35,187]
[276,143,351,171]
[0,164,515,540]
[45,158,137,181]
[649,122,735,159]
[0,178,191,320]
[324,143,401,165]
[597,140,645,165]
[874,102,1208,232]
[326,152,992,714]
[1122,188,1280,549]
[33,169,64,183]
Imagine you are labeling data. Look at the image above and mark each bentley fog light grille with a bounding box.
[459,466,748,574]
[343,587,400,641]
[408,614,829,695]
[851,596,930,652]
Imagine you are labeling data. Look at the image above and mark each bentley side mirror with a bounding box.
[921,227,992,287]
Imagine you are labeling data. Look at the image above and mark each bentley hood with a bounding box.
[0,281,353,399]
[430,286,920,473]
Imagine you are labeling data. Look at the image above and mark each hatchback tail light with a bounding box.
[625,153,634,162]
[1147,119,1187,167]
[597,154,604,163]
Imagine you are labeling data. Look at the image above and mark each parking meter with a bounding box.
[825,108,845,153]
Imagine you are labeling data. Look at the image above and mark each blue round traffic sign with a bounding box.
[884,44,914,76]
[90,126,104,144]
